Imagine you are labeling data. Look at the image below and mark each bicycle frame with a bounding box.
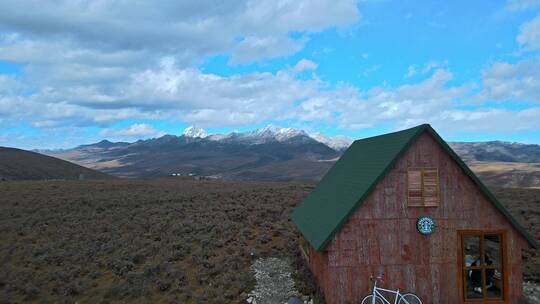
[370,279,413,304]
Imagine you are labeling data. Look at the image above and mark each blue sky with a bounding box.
[1,0,540,149]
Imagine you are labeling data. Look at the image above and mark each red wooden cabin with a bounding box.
[291,124,537,304]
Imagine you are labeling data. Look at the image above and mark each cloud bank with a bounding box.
[0,0,540,148]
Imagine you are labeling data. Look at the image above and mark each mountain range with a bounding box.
[38,126,540,187]
[449,141,540,163]
[42,125,346,181]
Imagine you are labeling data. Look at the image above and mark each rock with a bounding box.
[287,297,303,304]
[523,281,540,303]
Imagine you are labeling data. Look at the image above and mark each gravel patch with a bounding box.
[247,257,301,304]
[523,281,540,303]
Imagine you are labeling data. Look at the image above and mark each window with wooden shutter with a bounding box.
[407,169,423,207]
[423,168,439,206]
[407,167,440,207]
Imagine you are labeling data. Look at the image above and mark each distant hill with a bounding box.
[0,147,112,181]
[467,162,540,189]
[449,141,540,163]
[449,141,540,188]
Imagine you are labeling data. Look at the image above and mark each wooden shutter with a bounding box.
[422,168,439,207]
[407,168,423,207]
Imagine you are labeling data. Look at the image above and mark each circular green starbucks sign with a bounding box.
[417,216,436,235]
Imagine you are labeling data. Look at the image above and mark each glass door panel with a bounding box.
[465,268,483,299]
[484,235,503,299]
[463,236,480,267]
[484,235,501,267]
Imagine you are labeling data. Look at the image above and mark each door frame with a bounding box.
[457,230,508,304]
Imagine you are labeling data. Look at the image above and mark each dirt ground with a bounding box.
[0,179,538,303]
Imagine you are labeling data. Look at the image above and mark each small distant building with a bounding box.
[291,124,537,304]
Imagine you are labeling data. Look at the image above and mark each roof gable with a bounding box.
[290,124,538,251]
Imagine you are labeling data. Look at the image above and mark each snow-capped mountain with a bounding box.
[180,125,352,149]
[310,133,353,151]
[42,125,354,180]
[228,125,310,144]
[182,126,207,138]
[46,124,342,180]
[245,125,307,141]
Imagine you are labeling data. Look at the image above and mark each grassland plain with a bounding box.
[0,179,319,303]
[0,179,538,303]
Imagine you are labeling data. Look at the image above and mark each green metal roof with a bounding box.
[290,124,538,251]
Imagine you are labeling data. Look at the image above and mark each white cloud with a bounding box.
[294,59,318,73]
[405,60,447,78]
[0,0,361,131]
[479,57,540,102]
[0,0,360,65]
[0,74,23,94]
[0,57,319,128]
[404,65,417,78]
[4,56,538,137]
[421,60,446,74]
[517,14,540,50]
[506,0,540,11]
[123,58,317,120]
[2,1,540,145]
[0,80,161,129]
[100,124,165,139]
[230,36,306,64]
[432,108,540,132]
[181,109,260,127]
[288,69,471,131]
[2,52,539,139]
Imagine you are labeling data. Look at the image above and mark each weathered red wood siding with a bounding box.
[306,132,528,304]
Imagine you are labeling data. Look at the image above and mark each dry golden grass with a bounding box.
[468,162,540,188]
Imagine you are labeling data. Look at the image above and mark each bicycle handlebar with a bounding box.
[370,274,385,283]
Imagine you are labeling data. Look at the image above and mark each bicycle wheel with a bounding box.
[360,294,385,304]
[398,293,422,304]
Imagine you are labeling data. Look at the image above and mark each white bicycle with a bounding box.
[361,275,422,304]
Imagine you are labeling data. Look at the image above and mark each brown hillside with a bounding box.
[0,147,112,181]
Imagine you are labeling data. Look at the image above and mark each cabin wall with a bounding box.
[308,132,527,304]
[307,246,329,297]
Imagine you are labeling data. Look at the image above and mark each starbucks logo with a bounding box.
[417,216,436,235]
